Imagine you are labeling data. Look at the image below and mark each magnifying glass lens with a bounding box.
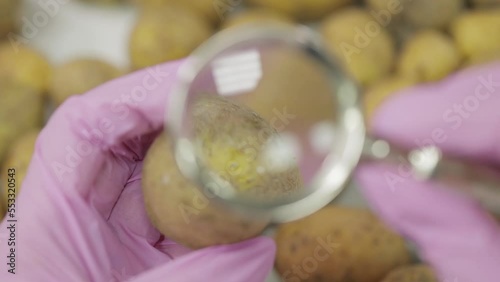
[170,25,362,216]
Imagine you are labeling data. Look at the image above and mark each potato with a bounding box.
[398,30,461,82]
[364,0,415,48]
[451,10,500,61]
[275,206,411,282]
[0,43,52,94]
[321,8,396,86]
[0,0,20,38]
[49,58,121,105]
[401,0,464,30]
[0,130,39,213]
[470,0,500,7]
[230,48,336,131]
[132,0,220,25]
[143,133,270,249]
[129,6,213,69]
[192,97,302,197]
[143,97,303,248]
[363,75,417,129]
[246,0,352,21]
[380,265,438,282]
[465,51,500,67]
[221,9,293,29]
[0,80,43,161]
[78,0,123,4]
[366,0,403,14]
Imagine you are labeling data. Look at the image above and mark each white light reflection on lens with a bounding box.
[309,122,337,155]
[261,133,302,173]
[212,49,263,96]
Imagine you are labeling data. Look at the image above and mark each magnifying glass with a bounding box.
[166,24,500,223]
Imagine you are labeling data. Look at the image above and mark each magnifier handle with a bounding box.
[362,138,500,214]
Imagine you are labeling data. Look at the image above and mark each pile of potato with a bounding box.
[0,1,124,217]
[1,0,499,281]
[121,0,500,129]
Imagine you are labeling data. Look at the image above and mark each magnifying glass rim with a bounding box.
[166,24,366,222]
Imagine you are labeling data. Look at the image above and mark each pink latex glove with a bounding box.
[356,62,500,282]
[0,59,275,282]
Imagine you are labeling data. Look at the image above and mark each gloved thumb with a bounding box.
[129,237,276,282]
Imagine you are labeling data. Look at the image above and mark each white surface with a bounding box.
[23,0,137,68]
[18,2,368,281]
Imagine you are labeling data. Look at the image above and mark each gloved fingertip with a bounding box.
[355,163,500,282]
[130,237,276,282]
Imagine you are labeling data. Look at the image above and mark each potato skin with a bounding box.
[402,0,464,30]
[129,6,213,69]
[221,9,293,29]
[470,0,500,7]
[142,133,270,249]
[464,52,500,68]
[321,8,396,86]
[0,130,39,215]
[275,206,411,282]
[0,0,20,38]
[0,80,43,161]
[398,30,461,82]
[380,265,438,282]
[368,0,464,30]
[230,48,336,130]
[451,10,500,61]
[0,44,52,94]
[247,0,352,21]
[132,0,220,25]
[49,58,121,105]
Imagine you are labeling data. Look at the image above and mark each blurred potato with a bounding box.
[132,0,220,25]
[246,0,352,21]
[366,0,403,14]
[465,51,500,67]
[79,0,124,4]
[401,0,464,30]
[365,0,414,48]
[380,265,438,282]
[0,80,43,162]
[129,5,213,69]
[321,7,396,86]
[363,74,417,129]
[398,30,461,82]
[0,43,52,94]
[471,0,500,7]
[1,130,39,214]
[230,47,336,131]
[0,0,20,38]
[49,58,121,105]
[275,206,411,282]
[451,10,500,61]
[221,8,293,29]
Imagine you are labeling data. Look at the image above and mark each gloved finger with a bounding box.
[355,163,500,282]
[129,237,276,282]
[107,161,192,261]
[0,158,153,282]
[34,59,184,219]
[371,62,500,163]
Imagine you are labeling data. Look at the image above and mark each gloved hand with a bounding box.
[356,62,500,282]
[0,59,275,282]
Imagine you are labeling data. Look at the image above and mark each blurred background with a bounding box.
[1,0,499,281]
